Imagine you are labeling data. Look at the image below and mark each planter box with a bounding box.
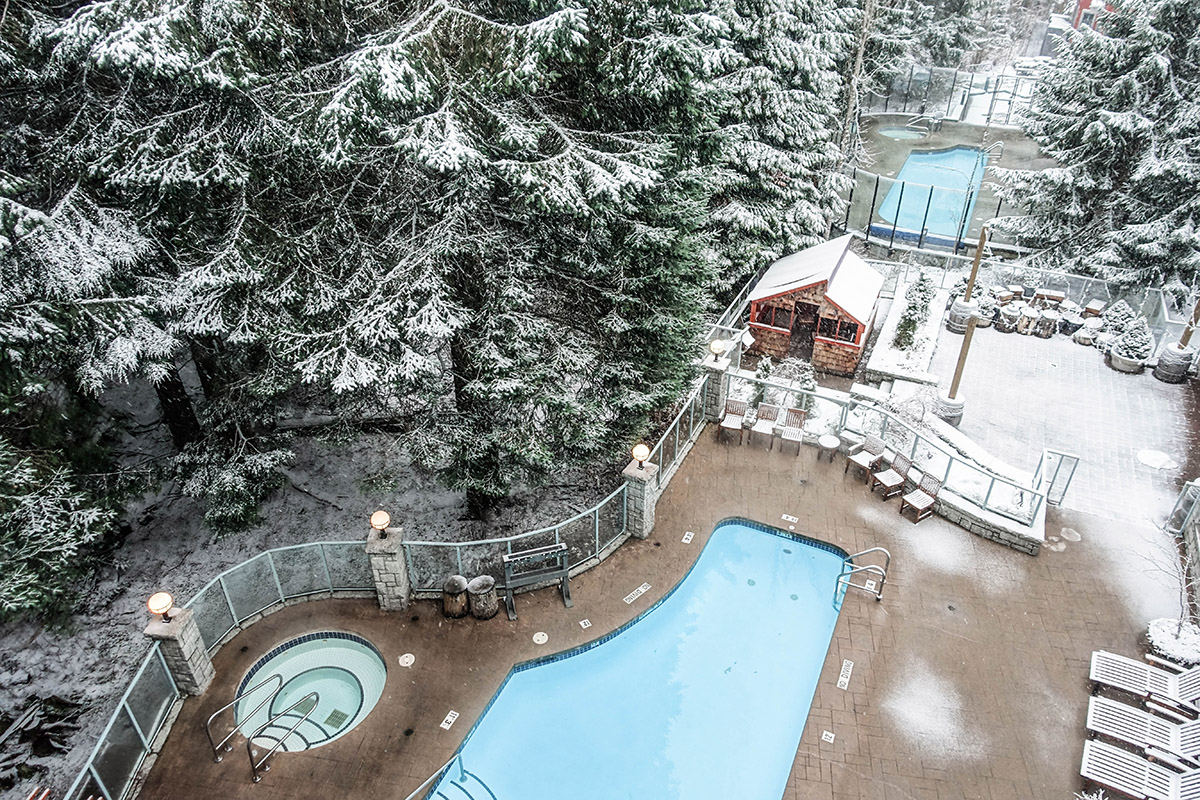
[1109,350,1145,374]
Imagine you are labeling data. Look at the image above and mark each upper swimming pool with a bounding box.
[433,519,846,800]
[877,146,985,240]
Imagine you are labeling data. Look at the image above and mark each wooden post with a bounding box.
[1180,296,1200,348]
[948,316,978,400]
[963,225,989,302]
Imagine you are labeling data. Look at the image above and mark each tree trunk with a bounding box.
[188,338,226,401]
[154,369,201,450]
[840,0,877,164]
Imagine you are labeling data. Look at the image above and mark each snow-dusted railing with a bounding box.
[725,370,1046,526]
[185,542,374,652]
[64,645,178,800]
[646,374,710,491]
[844,404,1046,526]
[64,541,374,800]
[403,483,629,596]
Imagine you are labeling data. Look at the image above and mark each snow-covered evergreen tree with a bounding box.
[993,0,1200,288]
[708,0,853,286]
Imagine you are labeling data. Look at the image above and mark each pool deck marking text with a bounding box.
[821,730,836,743]
[440,710,459,730]
[837,660,854,690]
[579,619,592,629]
[623,583,651,604]
[681,531,694,544]
[781,514,798,523]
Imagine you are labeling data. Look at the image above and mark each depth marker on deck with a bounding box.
[682,531,695,544]
[624,583,651,604]
[821,730,836,744]
[579,619,592,629]
[781,514,798,523]
[440,710,459,730]
[836,659,854,690]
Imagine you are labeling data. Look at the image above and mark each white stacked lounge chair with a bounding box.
[1091,651,1200,712]
[1088,695,1200,767]
[1081,739,1200,800]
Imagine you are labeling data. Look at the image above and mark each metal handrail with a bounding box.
[247,691,320,783]
[402,753,466,800]
[204,673,283,762]
[837,564,888,602]
[845,547,892,575]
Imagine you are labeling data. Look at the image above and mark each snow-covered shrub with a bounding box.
[893,271,936,350]
[773,357,817,412]
[1148,617,1200,666]
[1099,299,1136,335]
[751,357,773,407]
[0,440,117,620]
[978,293,998,319]
[1112,318,1154,361]
[1164,280,1190,314]
[176,446,295,535]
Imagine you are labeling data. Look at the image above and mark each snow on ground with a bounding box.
[880,657,989,763]
[1,383,617,797]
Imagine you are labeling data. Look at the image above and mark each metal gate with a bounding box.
[1166,479,1200,536]
[1035,449,1080,507]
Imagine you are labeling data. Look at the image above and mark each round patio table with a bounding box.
[818,434,840,463]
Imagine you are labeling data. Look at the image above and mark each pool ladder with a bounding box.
[403,754,499,800]
[837,547,891,602]
[248,691,321,782]
[203,674,283,762]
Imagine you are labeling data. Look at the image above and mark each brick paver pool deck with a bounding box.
[137,432,1179,800]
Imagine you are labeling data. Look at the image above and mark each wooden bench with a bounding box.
[502,542,572,620]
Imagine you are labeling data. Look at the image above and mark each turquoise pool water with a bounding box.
[433,519,846,800]
[877,146,985,239]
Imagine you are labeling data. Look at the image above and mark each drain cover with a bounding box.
[324,709,349,728]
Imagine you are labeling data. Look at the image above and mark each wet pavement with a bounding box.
[926,322,1200,527]
[135,431,1182,800]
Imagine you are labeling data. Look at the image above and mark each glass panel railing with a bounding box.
[221,553,281,621]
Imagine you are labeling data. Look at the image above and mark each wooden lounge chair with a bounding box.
[750,403,780,449]
[778,407,806,455]
[719,399,748,444]
[1090,651,1200,713]
[871,453,912,500]
[845,434,885,482]
[1087,695,1200,767]
[1081,739,1200,800]
[899,473,941,523]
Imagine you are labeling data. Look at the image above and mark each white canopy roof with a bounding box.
[749,235,883,325]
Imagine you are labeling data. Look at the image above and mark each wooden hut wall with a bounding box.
[748,284,827,360]
[812,300,863,376]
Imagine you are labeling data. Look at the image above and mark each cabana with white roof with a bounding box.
[746,235,885,376]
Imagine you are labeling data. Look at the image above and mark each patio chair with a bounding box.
[778,407,806,455]
[845,434,885,482]
[1081,739,1200,800]
[899,473,941,523]
[1090,651,1200,713]
[1086,695,1200,767]
[750,403,781,449]
[719,399,748,445]
[871,453,912,500]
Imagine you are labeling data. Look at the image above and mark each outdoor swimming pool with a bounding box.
[877,146,985,240]
[432,519,846,800]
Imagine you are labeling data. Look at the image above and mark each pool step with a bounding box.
[252,714,331,751]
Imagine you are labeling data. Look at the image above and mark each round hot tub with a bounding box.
[877,126,928,140]
[235,632,386,751]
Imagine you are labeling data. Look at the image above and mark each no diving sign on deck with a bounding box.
[836,660,854,690]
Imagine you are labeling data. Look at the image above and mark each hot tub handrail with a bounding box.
[247,691,320,783]
[204,673,283,762]
[401,752,467,800]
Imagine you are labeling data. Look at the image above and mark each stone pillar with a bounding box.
[702,354,731,422]
[366,525,410,611]
[623,460,661,539]
[143,607,213,696]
